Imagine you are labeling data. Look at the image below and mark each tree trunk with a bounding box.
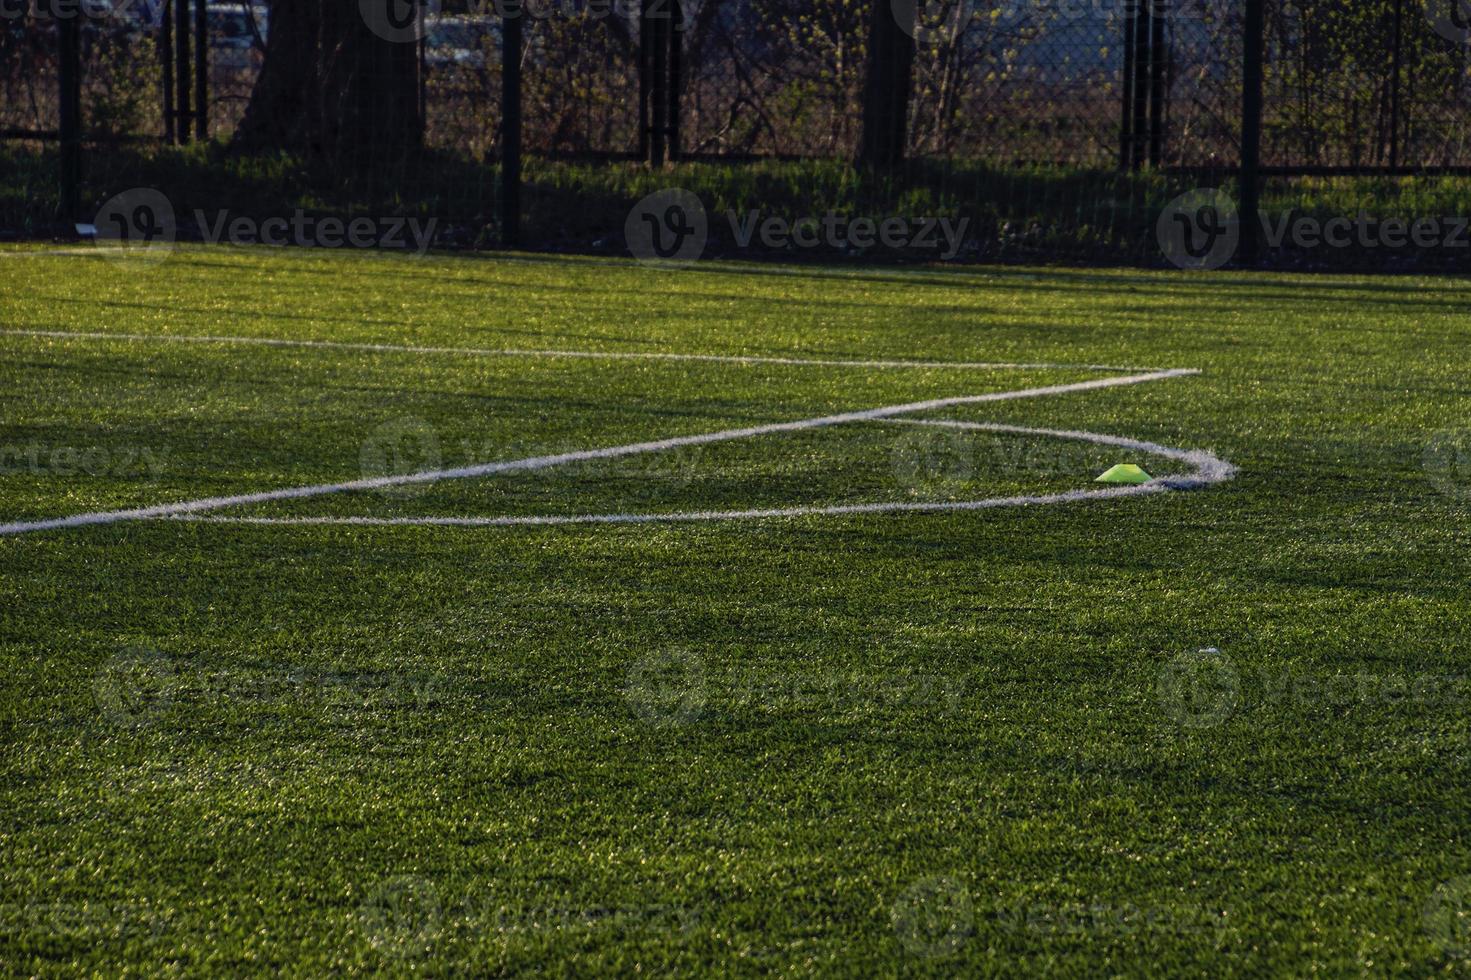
[234,0,320,154]
[858,0,915,169]
[234,0,423,173]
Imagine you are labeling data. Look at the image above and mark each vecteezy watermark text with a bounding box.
[0,0,140,21]
[91,188,437,258]
[359,0,668,44]
[727,211,969,259]
[626,188,969,266]
[0,442,167,478]
[194,210,437,254]
[487,0,653,21]
[1156,647,1471,729]
[356,875,696,957]
[893,0,1217,45]
[624,649,970,728]
[92,646,453,730]
[1427,0,1471,43]
[890,875,1221,960]
[1159,188,1471,269]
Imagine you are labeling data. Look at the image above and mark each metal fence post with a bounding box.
[638,2,650,161]
[58,12,82,227]
[648,0,668,166]
[1148,0,1167,167]
[1240,0,1263,265]
[1388,0,1403,168]
[175,0,192,142]
[161,0,175,144]
[667,0,682,161]
[195,0,208,140]
[1120,0,1137,170]
[1129,0,1150,169]
[502,4,523,247]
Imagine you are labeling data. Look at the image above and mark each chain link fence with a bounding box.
[4,0,1470,267]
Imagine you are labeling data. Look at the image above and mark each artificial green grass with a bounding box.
[2,245,1471,975]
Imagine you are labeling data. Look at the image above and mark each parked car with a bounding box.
[106,0,266,52]
[425,14,497,72]
[205,2,267,72]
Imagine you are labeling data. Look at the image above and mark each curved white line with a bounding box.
[886,418,1236,487]
[164,422,1234,528]
[0,369,1216,537]
[0,328,1176,375]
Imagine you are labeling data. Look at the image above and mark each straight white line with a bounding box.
[164,421,1234,528]
[0,328,1173,374]
[166,486,1165,527]
[0,247,126,257]
[0,369,1199,537]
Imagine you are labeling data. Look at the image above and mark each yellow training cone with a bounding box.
[1095,463,1153,484]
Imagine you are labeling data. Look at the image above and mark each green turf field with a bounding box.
[2,244,1470,975]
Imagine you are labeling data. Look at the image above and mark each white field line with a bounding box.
[0,328,1173,374]
[0,247,124,257]
[884,418,1237,488]
[164,421,1234,529]
[0,370,1207,537]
